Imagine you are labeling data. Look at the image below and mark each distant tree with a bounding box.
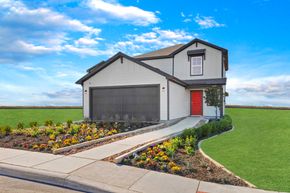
[204,87,224,119]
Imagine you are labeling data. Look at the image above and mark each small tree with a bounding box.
[204,87,223,119]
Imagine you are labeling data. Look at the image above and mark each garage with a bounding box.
[89,85,160,121]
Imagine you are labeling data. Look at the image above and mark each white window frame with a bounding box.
[190,56,203,76]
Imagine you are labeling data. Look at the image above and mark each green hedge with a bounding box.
[181,115,232,140]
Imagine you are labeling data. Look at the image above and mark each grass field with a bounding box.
[0,108,83,128]
[201,108,290,192]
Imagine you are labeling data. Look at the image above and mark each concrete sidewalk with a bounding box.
[71,117,202,160]
[0,117,281,193]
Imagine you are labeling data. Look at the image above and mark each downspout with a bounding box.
[220,85,224,117]
[167,79,170,120]
[172,56,175,76]
[82,84,85,119]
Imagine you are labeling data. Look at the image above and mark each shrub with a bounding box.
[171,137,183,149]
[17,122,25,130]
[29,121,38,128]
[45,128,54,136]
[56,122,62,126]
[185,146,195,155]
[44,120,53,126]
[56,126,65,134]
[31,129,40,137]
[0,125,12,137]
[180,128,196,139]
[181,115,233,141]
[200,124,211,138]
[185,136,196,148]
[68,124,80,135]
[67,120,73,128]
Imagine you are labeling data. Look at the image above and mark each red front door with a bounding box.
[191,90,203,115]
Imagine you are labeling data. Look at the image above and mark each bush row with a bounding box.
[181,115,232,141]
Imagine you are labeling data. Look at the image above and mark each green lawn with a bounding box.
[0,108,83,128]
[201,108,290,192]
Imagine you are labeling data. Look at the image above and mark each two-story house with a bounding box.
[76,38,228,121]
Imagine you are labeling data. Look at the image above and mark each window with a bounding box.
[190,56,203,75]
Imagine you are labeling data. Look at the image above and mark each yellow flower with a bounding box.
[52,143,60,150]
[85,135,92,141]
[161,155,169,161]
[49,134,55,140]
[157,151,165,156]
[71,137,78,144]
[168,161,176,168]
[171,166,181,173]
[111,129,118,134]
[32,144,39,149]
[63,139,71,146]
[141,152,146,157]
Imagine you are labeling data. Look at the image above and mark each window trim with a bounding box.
[190,55,204,76]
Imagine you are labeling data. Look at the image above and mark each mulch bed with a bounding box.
[0,122,156,154]
[122,149,249,187]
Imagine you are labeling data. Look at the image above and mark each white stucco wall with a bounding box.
[141,58,173,75]
[83,57,168,120]
[169,81,190,119]
[173,43,223,80]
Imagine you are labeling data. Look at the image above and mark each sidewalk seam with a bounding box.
[127,170,150,190]
[195,180,200,193]
[31,156,64,168]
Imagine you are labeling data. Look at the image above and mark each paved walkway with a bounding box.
[0,117,280,193]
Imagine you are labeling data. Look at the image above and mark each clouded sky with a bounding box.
[0,0,290,106]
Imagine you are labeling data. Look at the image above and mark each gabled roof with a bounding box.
[134,38,228,71]
[134,44,184,60]
[86,61,105,73]
[76,52,187,87]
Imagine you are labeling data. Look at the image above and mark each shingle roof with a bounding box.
[134,44,184,59]
[76,52,187,87]
[134,38,228,71]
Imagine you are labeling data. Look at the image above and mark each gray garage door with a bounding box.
[90,85,160,121]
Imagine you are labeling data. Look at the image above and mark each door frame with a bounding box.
[190,90,203,116]
[89,84,160,121]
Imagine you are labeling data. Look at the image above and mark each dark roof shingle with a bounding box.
[134,44,184,59]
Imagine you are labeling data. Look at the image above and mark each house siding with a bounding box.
[141,58,173,75]
[83,57,168,120]
[174,43,223,80]
[169,81,190,119]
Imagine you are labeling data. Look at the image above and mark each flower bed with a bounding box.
[0,120,155,153]
[122,115,249,187]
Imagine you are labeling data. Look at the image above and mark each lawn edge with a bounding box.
[198,126,256,188]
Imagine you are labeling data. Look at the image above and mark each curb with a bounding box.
[198,126,257,188]
[0,163,131,193]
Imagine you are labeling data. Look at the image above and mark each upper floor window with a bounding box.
[190,56,203,76]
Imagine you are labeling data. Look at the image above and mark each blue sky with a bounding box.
[0,0,290,106]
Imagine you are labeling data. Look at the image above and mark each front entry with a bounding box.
[191,90,203,115]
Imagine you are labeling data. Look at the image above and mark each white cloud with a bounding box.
[111,27,197,55]
[227,75,290,106]
[194,14,225,29]
[180,12,185,17]
[183,18,192,23]
[0,0,104,62]
[87,0,159,26]
[75,37,99,46]
[15,64,45,72]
